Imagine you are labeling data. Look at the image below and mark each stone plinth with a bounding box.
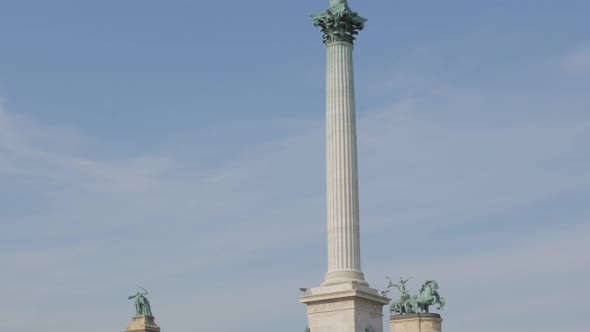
[301,282,390,332]
[389,313,442,332]
[125,315,161,332]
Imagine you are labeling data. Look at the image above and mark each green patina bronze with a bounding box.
[128,286,153,316]
[404,280,445,314]
[330,0,347,6]
[387,278,445,315]
[312,0,366,45]
[304,324,311,332]
[386,276,411,314]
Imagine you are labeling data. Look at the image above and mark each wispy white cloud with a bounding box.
[0,104,173,194]
[357,91,590,233]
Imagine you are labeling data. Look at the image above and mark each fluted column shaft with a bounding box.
[323,41,366,286]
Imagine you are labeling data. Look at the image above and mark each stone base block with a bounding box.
[301,282,390,332]
[125,315,161,332]
[389,313,442,332]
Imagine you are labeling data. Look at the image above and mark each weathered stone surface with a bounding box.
[301,283,390,332]
[389,313,442,332]
[125,315,161,332]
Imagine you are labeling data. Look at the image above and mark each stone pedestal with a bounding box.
[125,315,161,332]
[301,282,390,332]
[389,313,442,332]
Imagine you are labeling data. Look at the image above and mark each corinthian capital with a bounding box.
[312,3,366,45]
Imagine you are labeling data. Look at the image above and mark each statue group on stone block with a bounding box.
[385,277,445,315]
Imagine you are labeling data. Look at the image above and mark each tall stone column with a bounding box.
[301,1,390,331]
[324,39,365,287]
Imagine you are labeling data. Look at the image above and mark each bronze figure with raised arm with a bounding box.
[128,286,153,316]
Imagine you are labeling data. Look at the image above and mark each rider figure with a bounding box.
[389,277,411,301]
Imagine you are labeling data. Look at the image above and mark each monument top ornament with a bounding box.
[330,0,345,5]
[312,0,366,45]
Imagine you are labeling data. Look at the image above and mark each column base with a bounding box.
[322,270,368,287]
[301,282,390,332]
[389,313,442,332]
[125,315,161,332]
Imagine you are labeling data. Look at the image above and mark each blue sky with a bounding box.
[1,1,589,331]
